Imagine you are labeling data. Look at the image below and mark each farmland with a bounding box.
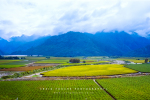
[96,75,150,100]
[0,56,150,100]
[0,80,112,100]
[125,64,150,72]
[41,64,137,76]
[117,58,145,63]
[0,76,150,100]
[0,65,25,69]
[0,60,26,68]
[0,60,20,64]
[0,65,54,71]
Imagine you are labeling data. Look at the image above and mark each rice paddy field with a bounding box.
[0,57,48,69]
[41,64,137,76]
[97,75,150,100]
[125,64,150,72]
[0,56,150,100]
[0,60,26,68]
[35,58,110,65]
[36,59,69,64]
[0,65,53,71]
[0,65,25,69]
[0,80,112,100]
[0,76,150,100]
[117,57,145,63]
[0,60,20,64]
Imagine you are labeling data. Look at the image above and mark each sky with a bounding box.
[0,0,150,40]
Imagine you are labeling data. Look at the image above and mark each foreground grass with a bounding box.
[42,64,137,76]
[96,75,150,100]
[0,80,112,100]
[125,64,150,72]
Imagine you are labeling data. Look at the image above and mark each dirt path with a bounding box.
[93,79,116,100]
[4,72,150,81]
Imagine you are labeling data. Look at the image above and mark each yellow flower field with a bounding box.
[42,64,137,76]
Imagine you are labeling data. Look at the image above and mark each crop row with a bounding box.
[42,64,137,76]
[0,60,20,64]
[0,80,112,100]
[125,64,150,72]
[96,75,150,100]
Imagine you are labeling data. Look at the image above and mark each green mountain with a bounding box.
[0,49,4,55]
[0,35,50,54]
[12,31,150,56]
[125,45,150,57]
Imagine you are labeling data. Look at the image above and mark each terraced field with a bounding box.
[97,75,150,100]
[0,80,112,100]
[41,64,137,76]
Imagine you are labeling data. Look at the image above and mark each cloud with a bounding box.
[0,0,150,40]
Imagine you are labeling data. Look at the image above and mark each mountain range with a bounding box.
[4,31,149,57]
[0,35,50,54]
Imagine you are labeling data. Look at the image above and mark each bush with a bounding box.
[69,59,80,63]
[1,75,11,79]
[83,61,86,63]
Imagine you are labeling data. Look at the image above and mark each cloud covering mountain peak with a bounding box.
[0,0,150,40]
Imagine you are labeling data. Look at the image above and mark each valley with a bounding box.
[0,56,150,100]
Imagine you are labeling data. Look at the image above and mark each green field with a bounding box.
[36,59,69,64]
[0,80,112,100]
[125,64,150,72]
[25,57,47,60]
[0,60,26,68]
[62,61,109,66]
[97,75,150,100]
[41,64,137,76]
[0,60,20,64]
[117,57,145,63]
[0,65,25,69]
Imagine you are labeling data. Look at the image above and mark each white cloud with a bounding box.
[0,0,150,39]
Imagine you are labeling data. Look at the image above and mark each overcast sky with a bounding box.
[0,0,150,40]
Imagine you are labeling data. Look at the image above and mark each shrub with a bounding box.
[69,59,80,63]
[1,75,11,79]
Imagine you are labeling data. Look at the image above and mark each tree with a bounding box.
[69,59,80,63]
[83,61,86,63]
[46,56,50,59]
[145,58,148,63]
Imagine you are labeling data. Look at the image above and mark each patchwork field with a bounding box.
[0,60,26,68]
[1,76,150,100]
[0,80,112,100]
[0,65,53,71]
[0,60,20,64]
[41,64,137,76]
[97,75,150,100]
[36,59,69,64]
[117,58,145,63]
[0,65,25,69]
[125,64,150,72]
[62,61,109,66]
